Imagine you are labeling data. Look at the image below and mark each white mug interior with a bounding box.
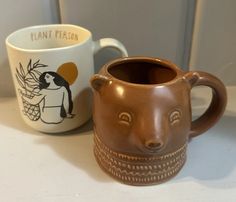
[6,24,91,51]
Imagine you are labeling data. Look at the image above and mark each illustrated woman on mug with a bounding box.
[20,71,74,124]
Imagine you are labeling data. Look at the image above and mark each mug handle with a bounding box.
[93,38,128,57]
[184,71,227,138]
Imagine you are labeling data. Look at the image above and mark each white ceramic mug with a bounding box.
[6,24,128,133]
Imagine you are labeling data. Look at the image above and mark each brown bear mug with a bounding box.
[90,57,227,186]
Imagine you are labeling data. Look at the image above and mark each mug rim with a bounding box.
[104,56,183,87]
[5,24,92,52]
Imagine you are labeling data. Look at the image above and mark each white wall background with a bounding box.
[0,0,195,97]
[190,0,236,85]
[1,0,235,97]
[59,0,195,73]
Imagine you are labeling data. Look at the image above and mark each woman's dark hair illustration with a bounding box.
[39,71,73,117]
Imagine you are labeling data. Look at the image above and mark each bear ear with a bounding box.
[90,74,110,91]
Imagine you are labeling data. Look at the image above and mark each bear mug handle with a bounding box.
[184,71,227,138]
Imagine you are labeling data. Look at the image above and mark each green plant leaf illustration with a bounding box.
[19,63,25,77]
[29,72,40,82]
[32,69,42,76]
[33,59,47,69]
[15,74,25,89]
[27,59,32,72]
[25,82,39,89]
[16,68,24,83]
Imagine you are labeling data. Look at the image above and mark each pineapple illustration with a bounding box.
[15,59,47,121]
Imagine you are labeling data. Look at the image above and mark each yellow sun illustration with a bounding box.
[57,62,78,85]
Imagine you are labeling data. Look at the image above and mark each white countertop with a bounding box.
[0,86,236,202]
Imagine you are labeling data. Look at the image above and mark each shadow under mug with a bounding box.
[5,24,128,133]
[90,56,227,185]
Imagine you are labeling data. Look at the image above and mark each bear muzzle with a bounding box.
[144,138,165,151]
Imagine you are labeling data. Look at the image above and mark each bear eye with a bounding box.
[118,112,132,125]
[169,109,181,125]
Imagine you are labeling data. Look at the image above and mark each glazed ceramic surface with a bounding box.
[6,24,127,133]
[91,57,227,185]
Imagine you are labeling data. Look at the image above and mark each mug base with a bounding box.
[23,116,91,134]
[94,131,187,186]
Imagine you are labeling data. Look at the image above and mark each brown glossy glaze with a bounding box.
[90,57,227,185]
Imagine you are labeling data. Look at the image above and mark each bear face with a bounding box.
[91,76,191,157]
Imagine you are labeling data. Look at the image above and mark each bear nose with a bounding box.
[145,139,164,151]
